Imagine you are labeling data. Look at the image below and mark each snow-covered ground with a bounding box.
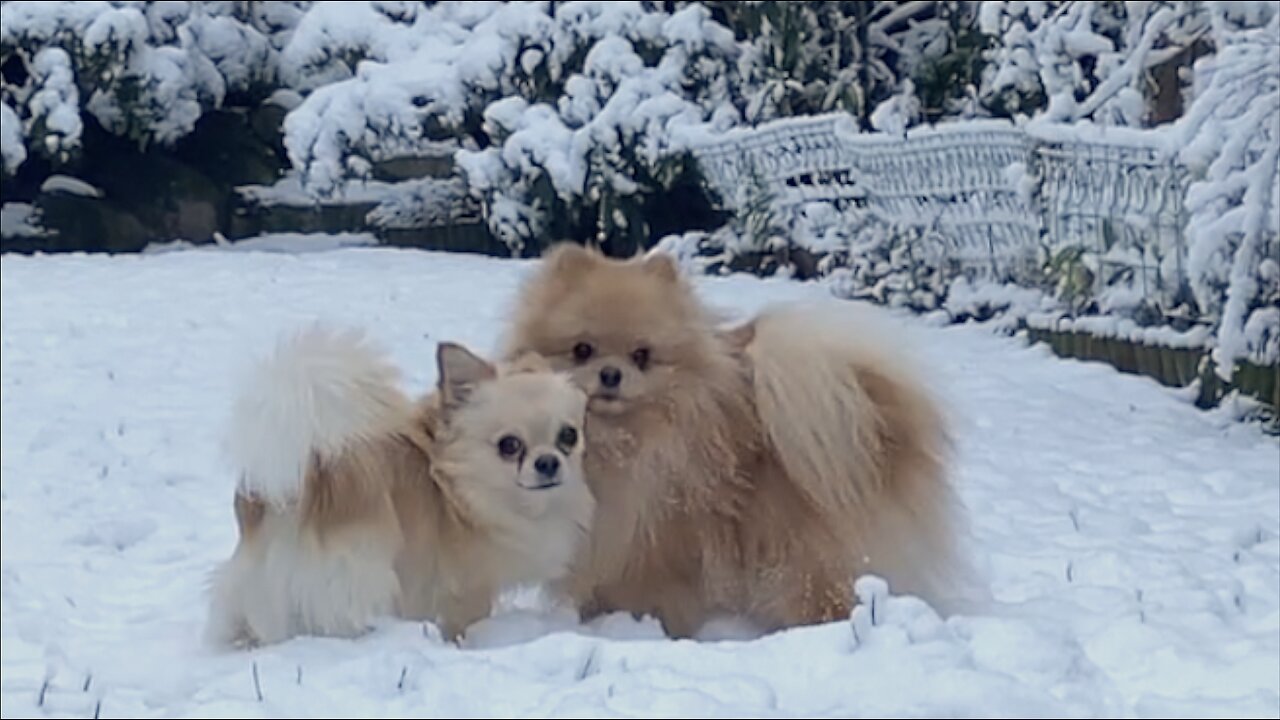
[2,244,1276,718]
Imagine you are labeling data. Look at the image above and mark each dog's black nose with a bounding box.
[599,366,622,388]
[534,454,560,478]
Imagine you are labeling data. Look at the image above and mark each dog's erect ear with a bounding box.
[640,252,680,283]
[543,242,600,276]
[437,342,497,407]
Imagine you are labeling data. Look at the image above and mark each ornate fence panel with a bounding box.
[1032,128,1188,312]
[690,114,1189,309]
[693,115,1041,282]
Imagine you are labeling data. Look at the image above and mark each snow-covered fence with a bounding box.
[690,114,1199,313]
[1031,125,1189,315]
[690,104,1279,392]
[692,116,1043,283]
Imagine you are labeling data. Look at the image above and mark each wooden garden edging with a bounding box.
[1024,326,1279,416]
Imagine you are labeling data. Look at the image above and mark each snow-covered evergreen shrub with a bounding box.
[0,100,26,173]
[282,2,744,256]
[0,0,307,172]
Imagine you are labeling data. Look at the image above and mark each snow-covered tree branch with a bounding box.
[1178,5,1279,373]
[979,1,1210,126]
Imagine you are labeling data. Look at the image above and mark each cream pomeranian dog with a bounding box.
[501,243,969,638]
[205,327,593,647]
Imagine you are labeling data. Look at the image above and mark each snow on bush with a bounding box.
[776,198,952,311]
[0,201,47,238]
[869,78,922,135]
[282,2,744,255]
[364,176,477,230]
[945,276,1058,328]
[1,100,28,174]
[234,171,477,232]
[978,1,1210,125]
[0,1,306,168]
[825,218,951,312]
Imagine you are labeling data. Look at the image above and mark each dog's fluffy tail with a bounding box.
[209,326,410,648]
[225,325,413,507]
[741,302,976,611]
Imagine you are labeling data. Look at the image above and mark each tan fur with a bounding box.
[502,243,967,637]
[207,339,593,647]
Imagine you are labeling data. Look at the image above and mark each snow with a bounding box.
[180,12,273,97]
[1026,312,1215,352]
[0,102,27,173]
[868,79,921,136]
[28,47,82,160]
[362,178,476,230]
[235,174,476,231]
[1025,117,1180,155]
[278,1,431,91]
[944,277,1058,327]
[39,174,104,199]
[144,232,379,255]
[0,1,112,47]
[2,246,1277,718]
[0,203,46,239]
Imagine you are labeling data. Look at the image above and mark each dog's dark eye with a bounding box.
[631,347,650,370]
[572,342,594,363]
[557,425,578,449]
[496,435,524,459]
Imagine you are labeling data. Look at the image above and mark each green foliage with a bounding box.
[914,19,993,122]
[1045,244,1096,313]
